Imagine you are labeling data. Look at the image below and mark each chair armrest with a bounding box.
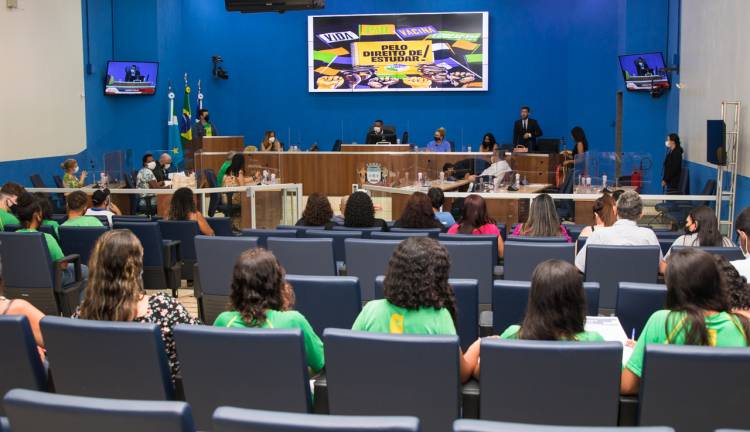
[618,395,639,426]
[493,265,504,280]
[192,263,202,299]
[162,240,182,267]
[461,379,480,419]
[54,254,82,284]
[479,311,494,337]
[312,371,329,414]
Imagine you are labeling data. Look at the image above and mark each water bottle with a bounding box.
[602,174,607,189]
[468,145,472,153]
[270,173,277,185]
[417,172,423,186]
[515,173,521,188]
[396,138,401,144]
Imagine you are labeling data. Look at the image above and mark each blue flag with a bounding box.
[168,90,184,168]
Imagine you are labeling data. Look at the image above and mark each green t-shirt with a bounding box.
[626,310,749,377]
[213,310,325,372]
[204,124,214,137]
[351,299,456,336]
[17,228,65,262]
[0,208,20,227]
[499,324,605,342]
[216,160,231,187]
[41,219,60,236]
[62,216,104,227]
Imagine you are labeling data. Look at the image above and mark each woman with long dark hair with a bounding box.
[469,259,603,378]
[662,133,683,194]
[75,230,198,380]
[511,194,572,242]
[578,194,616,239]
[343,191,388,230]
[352,237,479,383]
[480,133,497,153]
[213,248,324,372]
[570,126,589,156]
[297,193,334,227]
[715,254,750,319]
[621,248,750,395]
[168,187,214,235]
[394,192,443,229]
[447,194,503,257]
[666,206,733,256]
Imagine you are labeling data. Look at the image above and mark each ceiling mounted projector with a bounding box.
[225,0,325,13]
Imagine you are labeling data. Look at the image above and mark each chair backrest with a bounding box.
[345,239,401,301]
[3,389,194,432]
[59,226,109,265]
[305,230,362,264]
[0,232,59,314]
[174,325,311,430]
[639,344,750,431]
[503,242,575,281]
[453,419,673,432]
[29,174,46,188]
[479,338,621,425]
[277,225,324,236]
[615,283,667,336]
[389,227,441,239]
[241,228,296,248]
[654,231,681,241]
[206,217,233,236]
[90,214,111,227]
[0,316,47,415]
[3,224,21,232]
[158,220,200,261]
[40,316,174,400]
[374,276,478,351]
[506,236,568,243]
[440,241,494,304]
[371,231,430,241]
[670,245,745,262]
[203,169,220,216]
[438,233,499,264]
[658,238,673,255]
[491,280,600,334]
[212,407,420,432]
[332,225,383,238]
[585,245,660,310]
[267,237,336,276]
[195,236,259,297]
[38,224,58,241]
[577,236,587,252]
[52,175,64,188]
[286,275,361,337]
[324,328,460,432]
[113,222,165,267]
[564,225,586,243]
[113,215,150,223]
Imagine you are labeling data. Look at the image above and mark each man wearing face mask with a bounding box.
[731,207,750,279]
[0,192,20,230]
[426,127,451,152]
[365,119,397,144]
[136,153,165,215]
[662,133,684,194]
[153,153,175,182]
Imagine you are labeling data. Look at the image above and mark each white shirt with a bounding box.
[86,208,115,226]
[732,258,750,281]
[480,160,512,178]
[575,219,662,272]
[665,233,734,257]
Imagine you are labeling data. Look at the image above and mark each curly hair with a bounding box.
[383,237,457,324]
[33,192,55,220]
[715,254,750,310]
[229,249,294,327]
[396,192,442,229]
[168,187,197,221]
[78,230,144,321]
[301,193,334,226]
[344,191,376,228]
[12,192,42,228]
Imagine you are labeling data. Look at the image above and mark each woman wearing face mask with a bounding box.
[260,130,282,152]
[662,133,683,194]
[426,127,451,152]
[665,206,734,257]
[136,153,165,215]
[731,206,750,280]
[61,158,87,189]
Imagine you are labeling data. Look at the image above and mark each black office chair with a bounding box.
[158,220,201,281]
[59,226,109,265]
[503,242,575,281]
[584,245,660,310]
[615,282,667,336]
[286,275,361,338]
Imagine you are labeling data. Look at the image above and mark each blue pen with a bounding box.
[631,328,636,340]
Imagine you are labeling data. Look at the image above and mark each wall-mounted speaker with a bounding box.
[225,0,325,13]
[706,120,726,166]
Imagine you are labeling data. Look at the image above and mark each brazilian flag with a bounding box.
[178,84,192,148]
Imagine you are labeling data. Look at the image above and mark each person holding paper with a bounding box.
[512,106,543,150]
[467,259,604,378]
[620,248,750,395]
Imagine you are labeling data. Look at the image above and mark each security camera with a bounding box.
[212,55,229,80]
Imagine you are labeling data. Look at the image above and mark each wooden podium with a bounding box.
[194,136,245,179]
[341,144,411,152]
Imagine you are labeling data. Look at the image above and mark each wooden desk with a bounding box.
[341,144,411,152]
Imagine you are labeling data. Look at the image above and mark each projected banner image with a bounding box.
[308,12,489,92]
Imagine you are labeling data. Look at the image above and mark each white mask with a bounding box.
[269,137,276,143]
[164,163,171,170]
[373,126,382,133]
[147,161,157,170]
[73,166,80,174]
[665,141,671,148]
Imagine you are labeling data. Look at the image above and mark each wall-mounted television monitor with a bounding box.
[618,52,670,91]
[105,61,158,95]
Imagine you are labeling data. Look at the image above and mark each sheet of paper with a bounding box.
[585,316,634,366]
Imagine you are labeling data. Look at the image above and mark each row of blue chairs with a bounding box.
[2,314,748,431]
[0,389,686,432]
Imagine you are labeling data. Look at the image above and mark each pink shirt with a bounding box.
[447,223,501,236]
[511,223,572,243]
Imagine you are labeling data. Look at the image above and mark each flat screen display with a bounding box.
[105,61,158,95]
[618,52,670,91]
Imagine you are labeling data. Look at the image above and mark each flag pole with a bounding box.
[197,79,203,111]
[168,81,175,125]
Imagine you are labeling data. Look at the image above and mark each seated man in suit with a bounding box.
[365,119,397,144]
[124,64,143,82]
[512,106,543,150]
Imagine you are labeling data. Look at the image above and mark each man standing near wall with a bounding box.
[513,106,543,150]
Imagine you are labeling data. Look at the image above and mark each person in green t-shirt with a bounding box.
[216,154,234,187]
[34,192,60,237]
[621,248,750,395]
[213,248,324,373]
[351,237,479,383]
[13,192,88,286]
[0,191,20,229]
[61,191,104,228]
[468,259,604,379]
